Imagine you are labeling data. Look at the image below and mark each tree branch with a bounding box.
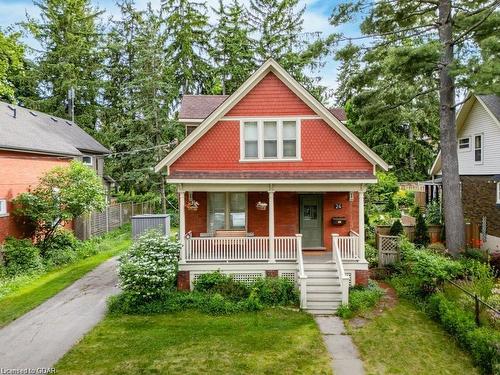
[452,1,499,45]
[384,88,436,110]
[335,23,436,43]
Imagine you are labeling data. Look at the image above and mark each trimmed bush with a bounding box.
[337,281,384,318]
[252,277,299,306]
[414,209,430,246]
[194,272,250,301]
[390,219,404,236]
[118,230,181,300]
[1,237,43,277]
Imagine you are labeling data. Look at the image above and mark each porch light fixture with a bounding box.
[186,192,199,211]
[349,192,354,202]
[256,201,268,211]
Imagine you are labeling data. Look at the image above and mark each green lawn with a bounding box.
[0,228,131,327]
[347,300,480,375]
[56,309,332,375]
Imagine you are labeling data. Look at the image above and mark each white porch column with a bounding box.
[358,190,365,261]
[179,190,186,264]
[268,190,275,263]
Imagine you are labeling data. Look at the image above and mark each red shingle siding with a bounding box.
[184,192,207,237]
[0,150,71,242]
[171,119,372,173]
[226,72,315,117]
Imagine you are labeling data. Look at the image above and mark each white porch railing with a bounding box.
[337,231,361,260]
[185,236,300,262]
[296,234,307,309]
[332,234,350,304]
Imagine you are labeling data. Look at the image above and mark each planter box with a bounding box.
[428,224,442,244]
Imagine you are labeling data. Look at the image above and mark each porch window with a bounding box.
[474,134,483,164]
[241,119,300,161]
[0,199,7,216]
[208,192,246,233]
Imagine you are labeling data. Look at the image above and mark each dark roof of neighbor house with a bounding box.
[168,170,375,180]
[178,94,348,122]
[478,95,500,121]
[0,101,110,156]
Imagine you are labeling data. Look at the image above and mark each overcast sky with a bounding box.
[0,0,362,99]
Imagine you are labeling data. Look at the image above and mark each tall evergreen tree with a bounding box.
[162,0,212,101]
[330,0,499,255]
[25,0,104,132]
[211,0,256,95]
[247,0,330,99]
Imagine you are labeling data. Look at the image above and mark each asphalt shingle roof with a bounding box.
[0,101,109,156]
[478,95,500,121]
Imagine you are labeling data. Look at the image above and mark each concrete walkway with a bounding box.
[315,315,365,375]
[0,257,120,370]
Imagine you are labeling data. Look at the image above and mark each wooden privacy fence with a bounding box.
[75,201,158,240]
[378,234,400,267]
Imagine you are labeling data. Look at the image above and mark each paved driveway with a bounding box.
[0,257,120,369]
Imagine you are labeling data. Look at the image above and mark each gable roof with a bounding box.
[178,95,229,121]
[430,94,500,175]
[0,101,110,157]
[328,108,347,122]
[155,59,389,173]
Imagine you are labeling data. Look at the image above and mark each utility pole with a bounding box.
[67,87,75,122]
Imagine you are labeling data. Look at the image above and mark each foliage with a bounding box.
[0,238,43,277]
[193,271,251,301]
[251,277,299,306]
[463,248,489,264]
[426,201,442,225]
[389,219,404,236]
[118,230,180,299]
[13,161,105,244]
[337,280,384,319]
[38,229,80,267]
[414,208,430,247]
[427,293,500,374]
[365,243,378,268]
[0,30,26,103]
[393,190,415,210]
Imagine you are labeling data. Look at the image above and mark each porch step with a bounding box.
[305,271,339,279]
[302,260,344,314]
[305,301,342,314]
[307,292,342,302]
[303,262,337,270]
[306,285,342,293]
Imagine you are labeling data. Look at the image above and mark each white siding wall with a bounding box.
[457,100,500,175]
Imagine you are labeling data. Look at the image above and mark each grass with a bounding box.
[347,300,480,375]
[56,309,332,375]
[0,228,131,327]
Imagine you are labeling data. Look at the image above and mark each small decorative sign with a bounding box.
[256,201,268,211]
[335,203,342,209]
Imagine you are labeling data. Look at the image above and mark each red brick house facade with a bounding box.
[156,59,388,313]
[0,102,109,242]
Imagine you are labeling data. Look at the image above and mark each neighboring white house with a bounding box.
[431,94,500,252]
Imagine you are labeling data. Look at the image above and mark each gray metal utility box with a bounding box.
[131,214,170,239]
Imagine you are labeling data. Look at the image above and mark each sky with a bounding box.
[0,0,362,99]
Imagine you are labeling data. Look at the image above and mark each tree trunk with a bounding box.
[438,0,465,255]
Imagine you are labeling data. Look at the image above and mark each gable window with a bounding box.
[0,199,7,216]
[241,119,300,161]
[82,156,93,166]
[208,192,246,233]
[458,137,470,151]
[474,134,483,164]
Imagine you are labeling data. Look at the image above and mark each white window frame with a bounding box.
[458,136,471,152]
[207,192,247,233]
[240,118,301,162]
[497,182,500,204]
[473,133,483,165]
[82,155,94,166]
[0,199,7,216]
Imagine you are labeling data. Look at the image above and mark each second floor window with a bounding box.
[241,119,300,161]
[474,134,483,164]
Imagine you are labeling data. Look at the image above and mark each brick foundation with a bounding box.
[355,270,369,287]
[265,270,279,278]
[177,270,191,290]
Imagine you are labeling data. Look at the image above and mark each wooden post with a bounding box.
[105,206,109,233]
[358,190,365,261]
[119,203,123,226]
[475,295,480,326]
[179,190,186,264]
[268,190,275,263]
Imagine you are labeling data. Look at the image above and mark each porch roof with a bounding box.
[168,170,375,181]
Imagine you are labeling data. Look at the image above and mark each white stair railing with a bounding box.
[332,234,349,305]
[295,234,307,309]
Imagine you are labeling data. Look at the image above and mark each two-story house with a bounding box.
[431,94,500,252]
[0,101,110,242]
[155,59,389,313]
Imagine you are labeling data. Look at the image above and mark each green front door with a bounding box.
[300,194,323,248]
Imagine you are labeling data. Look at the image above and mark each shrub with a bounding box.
[76,238,100,259]
[427,293,500,374]
[39,229,80,267]
[490,253,500,275]
[194,271,250,301]
[425,201,442,225]
[1,237,43,277]
[414,209,430,246]
[118,230,180,300]
[337,280,384,318]
[389,219,404,236]
[365,243,378,268]
[251,277,299,306]
[463,248,489,263]
[427,242,446,255]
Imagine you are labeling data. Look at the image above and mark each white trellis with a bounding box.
[378,235,400,267]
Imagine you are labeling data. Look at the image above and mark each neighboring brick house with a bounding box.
[431,94,500,252]
[0,101,110,242]
[156,59,389,313]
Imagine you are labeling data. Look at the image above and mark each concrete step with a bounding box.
[306,285,342,293]
[307,293,342,302]
[305,309,336,315]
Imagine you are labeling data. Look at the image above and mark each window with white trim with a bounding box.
[497,182,500,204]
[241,119,300,160]
[208,192,246,233]
[458,137,470,151]
[474,134,483,164]
[82,155,93,166]
[0,199,7,215]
